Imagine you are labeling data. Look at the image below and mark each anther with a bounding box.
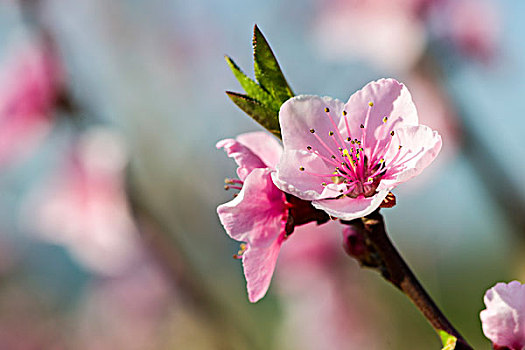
[329,131,334,136]
[324,107,330,113]
[338,147,343,151]
[306,146,312,150]
[310,128,315,133]
[360,124,364,129]
[321,182,327,186]
[390,130,395,136]
[299,166,305,171]
[331,155,336,159]
[368,101,374,107]
[347,137,351,142]
[233,243,247,259]
[225,178,234,184]
[383,116,388,123]
[343,110,347,116]
[224,185,230,190]
[398,145,403,150]
[339,189,344,193]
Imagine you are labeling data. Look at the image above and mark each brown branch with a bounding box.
[342,210,473,350]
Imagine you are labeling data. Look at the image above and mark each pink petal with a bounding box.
[243,237,284,302]
[312,189,390,220]
[217,168,286,247]
[236,131,283,169]
[274,95,346,200]
[480,281,525,350]
[340,78,419,155]
[216,138,267,181]
[380,125,442,188]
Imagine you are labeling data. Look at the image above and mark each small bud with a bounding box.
[342,225,368,259]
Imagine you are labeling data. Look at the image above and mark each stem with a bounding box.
[342,210,473,350]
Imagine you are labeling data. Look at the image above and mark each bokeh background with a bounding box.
[0,0,522,349]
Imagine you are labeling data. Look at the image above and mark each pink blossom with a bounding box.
[23,127,142,275]
[480,281,525,350]
[0,39,64,167]
[273,78,442,220]
[217,132,288,302]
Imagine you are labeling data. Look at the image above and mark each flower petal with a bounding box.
[217,168,286,247]
[380,125,442,188]
[340,78,419,155]
[480,281,525,350]
[274,95,345,200]
[236,131,283,169]
[312,189,390,220]
[216,137,267,181]
[242,237,284,302]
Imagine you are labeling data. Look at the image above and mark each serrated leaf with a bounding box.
[252,25,294,104]
[439,330,458,350]
[225,55,281,112]
[226,91,281,138]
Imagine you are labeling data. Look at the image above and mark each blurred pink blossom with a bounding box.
[431,0,500,62]
[312,0,428,72]
[312,0,499,70]
[23,127,142,275]
[0,38,64,167]
[273,78,442,220]
[276,221,383,349]
[480,281,525,350]
[398,72,460,187]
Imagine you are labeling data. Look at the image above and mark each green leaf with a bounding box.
[252,25,294,104]
[224,55,281,112]
[226,91,281,138]
[439,330,458,350]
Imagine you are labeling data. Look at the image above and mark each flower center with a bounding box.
[299,102,411,198]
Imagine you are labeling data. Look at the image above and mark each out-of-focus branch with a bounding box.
[342,211,473,350]
[417,53,525,238]
[126,169,267,350]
